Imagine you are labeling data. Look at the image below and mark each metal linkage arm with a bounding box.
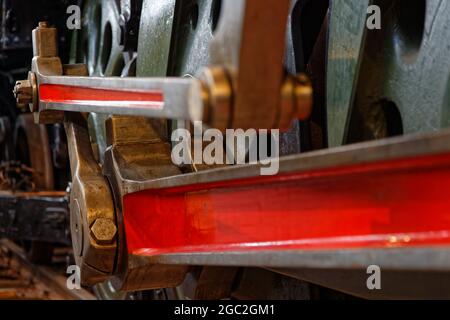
[14,6,313,130]
[38,75,195,121]
[11,22,206,125]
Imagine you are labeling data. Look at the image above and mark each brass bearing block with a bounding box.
[191,66,313,131]
[66,116,117,286]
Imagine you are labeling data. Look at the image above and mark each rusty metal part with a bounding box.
[103,116,187,291]
[32,21,58,58]
[29,22,64,124]
[13,72,38,112]
[31,23,63,76]
[18,23,90,123]
[0,162,34,191]
[13,80,32,105]
[0,240,96,300]
[63,64,89,76]
[14,114,54,190]
[0,191,69,244]
[65,114,117,286]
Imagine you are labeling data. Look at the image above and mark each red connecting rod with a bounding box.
[123,144,450,257]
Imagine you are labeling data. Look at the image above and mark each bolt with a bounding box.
[90,218,117,245]
[14,72,37,112]
[38,21,49,28]
[13,80,33,105]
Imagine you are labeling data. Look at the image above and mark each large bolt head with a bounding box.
[90,218,117,245]
[38,21,49,28]
[13,72,38,112]
[13,80,33,105]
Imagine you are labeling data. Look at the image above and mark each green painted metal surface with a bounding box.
[349,0,450,142]
[137,0,217,150]
[327,0,450,146]
[137,0,216,78]
[326,0,370,147]
[71,0,124,162]
[73,0,124,76]
[136,0,177,77]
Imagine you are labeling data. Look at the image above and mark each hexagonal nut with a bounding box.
[38,21,49,28]
[90,218,117,245]
[13,80,33,105]
[17,95,33,105]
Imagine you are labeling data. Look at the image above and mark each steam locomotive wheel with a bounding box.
[14,114,55,264]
